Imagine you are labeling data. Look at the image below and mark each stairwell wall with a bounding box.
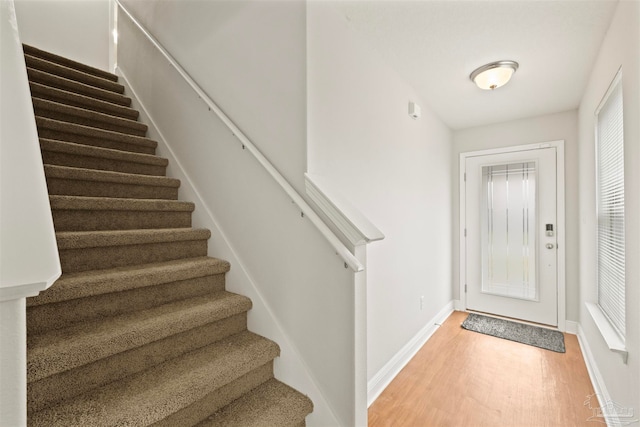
[306,3,453,392]
[115,4,358,427]
[13,0,110,72]
[118,0,307,195]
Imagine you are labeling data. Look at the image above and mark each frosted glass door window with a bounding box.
[481,162,537,300]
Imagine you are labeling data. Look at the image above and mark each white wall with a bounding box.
[453,110,579,322]
[1,0,61,297]
[577,0,640,417]
[307,3,453,383]
[115,3,362,426]
[1,2,61,424]
[119,0,307,194]
[14,0,109,71]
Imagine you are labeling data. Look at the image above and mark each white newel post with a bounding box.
[353,244,368,427]
[0,1,62,425]
[0,299,27,426]
[304,173,384,426]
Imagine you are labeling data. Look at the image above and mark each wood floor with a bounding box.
[368,311,598,427]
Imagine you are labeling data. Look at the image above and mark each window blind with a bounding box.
[595,70,625,339]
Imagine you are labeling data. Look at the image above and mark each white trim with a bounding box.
[108,0,117,72]
[0,298,27,427]
[461,141,561,158]
[556,142,567,331]
[305,173,384,247]
[459,140,566,329]
[459,155,467,310]
[117,70,343,427]
[0,281,48,302]
[367,301,454,407]
[114,0,361,273]
[565,320,578,335]
[577,323,619,427]
[585,303,628,363]
[594,67,623,117]
[593,67,626,344]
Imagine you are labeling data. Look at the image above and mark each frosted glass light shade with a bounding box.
[470,61,519,90]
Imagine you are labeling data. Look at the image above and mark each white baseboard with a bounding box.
[453,299,465,311]
[577,323,617,427]
[367,301,454,407]
[565,320,578,335]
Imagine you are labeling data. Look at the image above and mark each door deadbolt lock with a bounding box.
[546,224,554,237]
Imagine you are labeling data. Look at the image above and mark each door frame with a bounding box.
[459,140,566,331]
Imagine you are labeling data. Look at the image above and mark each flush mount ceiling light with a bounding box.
[470,60,519,90]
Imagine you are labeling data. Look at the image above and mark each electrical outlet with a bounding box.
[420,295,424,310]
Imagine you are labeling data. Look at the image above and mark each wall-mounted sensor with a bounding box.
[408,101,421,119]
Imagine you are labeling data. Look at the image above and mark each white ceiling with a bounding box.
[331,0,619,130]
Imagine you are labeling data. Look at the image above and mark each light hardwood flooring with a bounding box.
[368,311,598,427]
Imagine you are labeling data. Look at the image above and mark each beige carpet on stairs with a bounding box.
[23,43,313,427]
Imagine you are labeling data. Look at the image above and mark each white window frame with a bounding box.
[587,67,627,363]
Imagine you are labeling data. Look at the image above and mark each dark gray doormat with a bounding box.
[461,313,565,353]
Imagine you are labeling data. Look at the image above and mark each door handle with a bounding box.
[546,243,555,249]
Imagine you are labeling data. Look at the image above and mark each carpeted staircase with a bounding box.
[23,44,313,426]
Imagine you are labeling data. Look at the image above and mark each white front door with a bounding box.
[464,146,558,326]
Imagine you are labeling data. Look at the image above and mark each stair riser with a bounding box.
[46,177,178,200]
[59,240,208,273]
[28,314,248,413]
[25,55,125,94]
[23,44,119,82]
[38,128,154,154]
[28,68,131,106]
[27,275,224,334]
[30,82,138,120]
[37,128,156,155]
[52,209,192,231]
[34,107,147,137]
[41,150,167,176]
[155,363,274,427]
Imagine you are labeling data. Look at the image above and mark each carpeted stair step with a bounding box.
[33,97,147,136]
[29,81,139,120]
[152,363,277,427]
[28,294,253,414]
[24,44,313,426]
[56,228,210,272]
[27,292,252,383]
[23,44,118,82]
[36,116,156,154]
[40,139,168,176]
[27,257,230,333]
[50,195,194,231]
[27,67,131,106]
[196,378,313,427]
[28,312,249,414]
[29,331,279,427]
[28,257,229,308]
[44,165,179,199]
[25,54,125,94]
